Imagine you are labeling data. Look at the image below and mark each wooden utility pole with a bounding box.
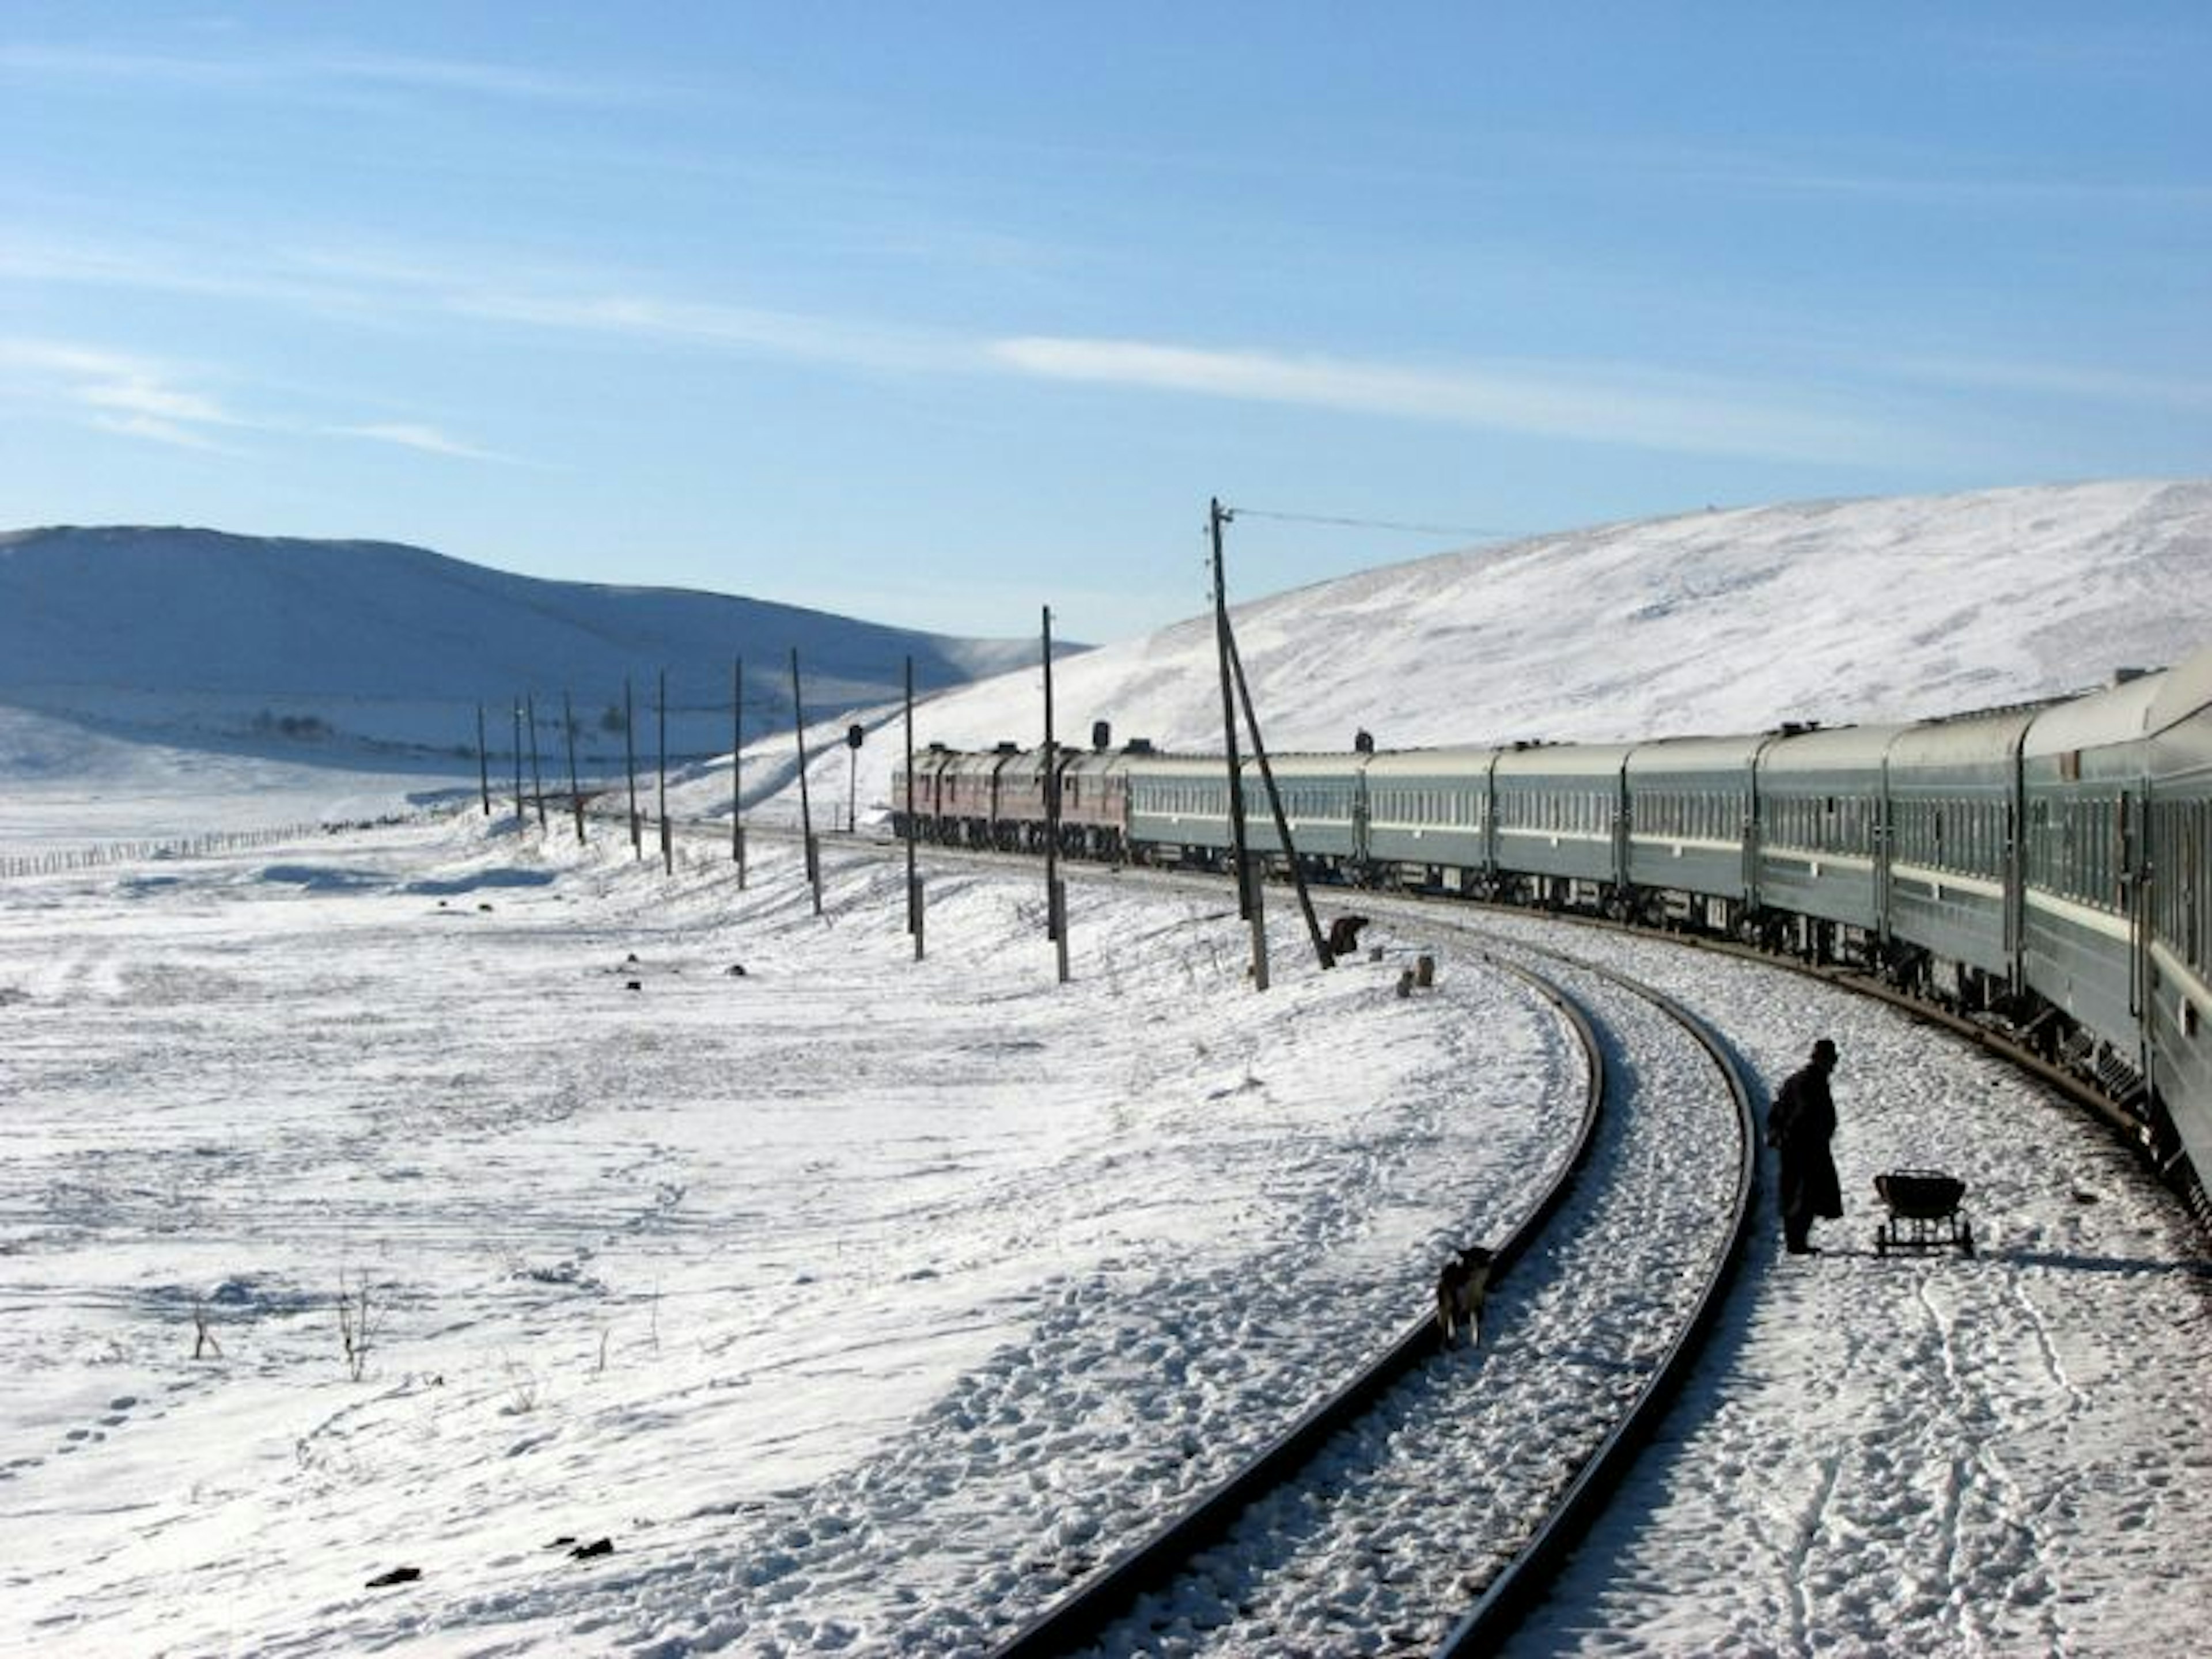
[657,668,673,874]
[510,701,525,827]
[904,654,922,959]
[1211,499,1267,989]
[732,657,747,881]
[791,649,821,914]
[846,725,861,834]
[527,694,547,831]
[476,704,491,816]
[624,677,641,858]
[1227,624,1335,969]
[563,690,585,842]
[1043,605,1069,983]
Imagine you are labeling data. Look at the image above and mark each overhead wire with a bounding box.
[1221,506,1527,541]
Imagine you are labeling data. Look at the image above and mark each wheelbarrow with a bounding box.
[1873,1168,1974,1257]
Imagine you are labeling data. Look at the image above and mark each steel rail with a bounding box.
[640,815,1766,1651]
[1423,928,1761,1656]
[988,953,1605,1659]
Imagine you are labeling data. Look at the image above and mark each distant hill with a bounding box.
[696,478,2212,831]
[0,527,1064,761]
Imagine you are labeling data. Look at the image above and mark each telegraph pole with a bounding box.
[846,724,862,834]
[1227,624,1335,969]
[476,703,491,816]
[1043,605,1069,983]
[563,690,585,841]
[904,654,922,959]
[732,657,747,882]
[527,693,547,831]
[657,668,672,874]
[511,700,525,827]
[624,677,641,857]
[1211,499,1266,989]
[791,648,821,914]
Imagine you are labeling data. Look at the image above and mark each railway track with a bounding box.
[991,933,1758,1656]
[635,815,2199,1652]
[638,816,1766,1648]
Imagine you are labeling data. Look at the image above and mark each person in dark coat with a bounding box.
[1768,1037,1842,1254]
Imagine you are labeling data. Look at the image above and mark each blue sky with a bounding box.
[3,3,2207,641]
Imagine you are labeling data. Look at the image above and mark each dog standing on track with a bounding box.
[1436,1244,1494,1348]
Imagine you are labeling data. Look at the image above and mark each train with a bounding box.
[893,643,2212,1225]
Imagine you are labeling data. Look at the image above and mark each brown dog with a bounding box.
[1436,1245,1494,1347]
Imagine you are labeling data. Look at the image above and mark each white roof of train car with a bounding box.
[2148,641,2212,736]
[1361,747,1501,782]
[1886,705,2044,771]
[1237,753,1370,781]
[1757,723,1910,773]
[2023,669,2171,757]
[1623,733,1771,776]
[1494,743,1637,779]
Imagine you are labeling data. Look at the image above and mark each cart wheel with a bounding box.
[1959,1223,1975,1259]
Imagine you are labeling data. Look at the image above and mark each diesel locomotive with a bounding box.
[894,643,2212,1224]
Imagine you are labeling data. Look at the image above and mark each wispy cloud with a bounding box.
[1883,354,2212,413]
[465,287,1918,465]
[448,289,975,377]
[325,422,522,464]
[1544,133,2212,215]
[0,338,247,452]
[988,336,1926,466]
[0,230,428,330]
[0,43,624,105]
[0,226,1971,467]
[2,335,514,462]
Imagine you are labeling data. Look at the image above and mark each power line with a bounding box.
[1222,505,1526,541]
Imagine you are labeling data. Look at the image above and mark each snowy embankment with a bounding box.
[0,813,1565,1654]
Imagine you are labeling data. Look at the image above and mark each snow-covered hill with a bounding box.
[704,478,2212,832]
[0,526,1055,760]
[900,479,2212,760]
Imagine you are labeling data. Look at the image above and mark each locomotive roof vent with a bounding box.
[994,740,1019,754]
[2111,666,2148,686]
[1123,737,1155,754]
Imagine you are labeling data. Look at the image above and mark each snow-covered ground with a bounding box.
[1476,914,2212,1659]
[0,705,474,859]
[5,807,2209,1656]
[1,814,1566,1653]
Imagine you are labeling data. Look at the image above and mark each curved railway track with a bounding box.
[991,933,1758,1656]
[648,815,1767,1652]
[634,815,2198,1652]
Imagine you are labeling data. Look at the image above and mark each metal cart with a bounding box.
[1873,1168,1974,1257]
